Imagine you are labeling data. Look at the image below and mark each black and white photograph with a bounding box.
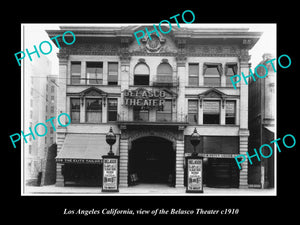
[5,6,298,220]
[19,23,277,196]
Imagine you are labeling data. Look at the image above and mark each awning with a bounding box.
[56,134,118,164]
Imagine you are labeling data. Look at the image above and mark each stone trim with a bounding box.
[175,140,185,188]
[119,139,129,187]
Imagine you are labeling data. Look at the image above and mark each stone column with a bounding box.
[220,99,226,125]
[238,57,251,188]
[175,140,184,188]
[55,54,68,187]
[119,138,129,187]
[56,163,64,187]
[80,61,86,85]
[239,129,249,188]
[120,44,131,121]
[221,62,226,87]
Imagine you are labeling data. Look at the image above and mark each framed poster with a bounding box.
[102,155,119,192]
[186,156,203,193]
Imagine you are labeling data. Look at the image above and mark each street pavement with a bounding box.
[23,184,276,196]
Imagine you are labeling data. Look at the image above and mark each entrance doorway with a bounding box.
[129,136,175,186]
[62,164,102,187]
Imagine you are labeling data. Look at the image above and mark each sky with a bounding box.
[22,23,276,75]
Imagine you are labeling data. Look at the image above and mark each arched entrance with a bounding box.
[128,136,175,186]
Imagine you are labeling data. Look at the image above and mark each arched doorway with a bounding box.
[128,136,175,186]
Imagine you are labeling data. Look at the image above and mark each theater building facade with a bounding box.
[47,25,261,189]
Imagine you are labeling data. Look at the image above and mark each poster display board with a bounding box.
[186,156,203,193]
[102,155,119,192]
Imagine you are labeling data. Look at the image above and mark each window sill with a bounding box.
[185,85,240,89]
[195,124,239,127]
[67,84,121,87]
[70,122,118,125]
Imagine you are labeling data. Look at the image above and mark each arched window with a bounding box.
[157,63,172,76]
[157,63,173,83]
[134,63,150,85]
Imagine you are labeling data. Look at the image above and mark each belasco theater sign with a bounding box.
[123,88,166,109]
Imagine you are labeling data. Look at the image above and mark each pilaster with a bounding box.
[55,128,66,186]
[56,163,64,187]
[239,58,251,129]
[119,139,129,187]
[80,61,86,85]
[175,140,184,187]
[57,54,68,119]
[239,129,250,188]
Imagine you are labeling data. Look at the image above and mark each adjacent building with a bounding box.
[47,25,262,189]
[248,53,275,188]
[24,54,58,185]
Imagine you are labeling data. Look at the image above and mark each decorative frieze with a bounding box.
[57,40,249,58]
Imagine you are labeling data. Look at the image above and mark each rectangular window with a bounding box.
[86,62,103,85]
[71,62,81,84]
[188,63,199,86]
[70,98,80,123]
[108,62,118,85]
[51,85,55,93]
[133,107,149,122]
[226,100,236,124]
[86,98,102,123]
[203,100,220,124]
[156,100,172,122]
[188,100,198,124]
[225,63,238,86]
[108,98,118,122]
[134,75,149,85]
[203,63,222,86]
[50,106,54,113]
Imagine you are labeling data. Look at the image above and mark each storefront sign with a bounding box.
[56,158,102,164]
[185,153,239,158]
[102,156,119,192]
[186,156,203,193]
[123,89,166,109]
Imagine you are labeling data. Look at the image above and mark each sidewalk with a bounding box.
[23,184,276,196]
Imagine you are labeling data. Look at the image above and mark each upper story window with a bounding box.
[108,98,118,122]
[134,63,150,86]
[226,100,236,124]
[203,63,222,86]
[203,100,220,124]
[108,62,118,85]
[156,99,172,122]
[225,63,238,87]
[86,62,103,85]
[85,98,102,123]
[133,106,149,122]
[188,100,198,124]
[188,63,199,86]
[70,98,80,123]
[71,62,81,84]
[157,63,173,83]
